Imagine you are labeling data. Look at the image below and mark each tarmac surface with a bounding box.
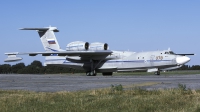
[0,74,200,92]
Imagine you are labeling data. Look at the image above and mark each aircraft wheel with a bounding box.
[86,72,91,76]
[154,71,160,75]
[90,71,96,76]
[92,70,97,76]
[157,71,160,75]
[86,71,97,76]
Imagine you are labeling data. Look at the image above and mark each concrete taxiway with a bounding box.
[0,74,200,92]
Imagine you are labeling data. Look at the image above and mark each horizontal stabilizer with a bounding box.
[20,27,59,32]
[5,52,19,55]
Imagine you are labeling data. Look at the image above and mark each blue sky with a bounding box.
[1,0,200,65]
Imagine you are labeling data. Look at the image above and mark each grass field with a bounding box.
[0,84,200,112]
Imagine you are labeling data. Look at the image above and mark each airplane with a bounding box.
[4,27,194,76]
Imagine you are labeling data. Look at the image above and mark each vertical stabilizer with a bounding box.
[20,27,62,52]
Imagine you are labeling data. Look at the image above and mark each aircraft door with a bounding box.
[150,55,155,66]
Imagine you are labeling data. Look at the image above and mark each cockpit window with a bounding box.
[169,51,175,54]
[165,51,175,54]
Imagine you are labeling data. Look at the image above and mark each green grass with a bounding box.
[0,86,200,112]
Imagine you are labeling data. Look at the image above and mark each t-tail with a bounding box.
[20,27,64,52]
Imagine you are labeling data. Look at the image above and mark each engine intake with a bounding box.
[89,42,109,50]
[66,41,89,51]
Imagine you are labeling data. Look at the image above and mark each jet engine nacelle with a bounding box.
[89,42,109,50]
[66,41,89,51]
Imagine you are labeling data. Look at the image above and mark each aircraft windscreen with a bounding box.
[169,51,175,54]
[165,51,175,54]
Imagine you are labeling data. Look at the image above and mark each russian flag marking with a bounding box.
[48,40,56,44]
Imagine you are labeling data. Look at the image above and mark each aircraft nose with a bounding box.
[176,56,190,65]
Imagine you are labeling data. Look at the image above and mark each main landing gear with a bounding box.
[85,59,113,76]
[86,70,97,76]
[154,71,160,75]
[86,59,98,76]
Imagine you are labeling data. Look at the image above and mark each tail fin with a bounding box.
[20,27,63,52]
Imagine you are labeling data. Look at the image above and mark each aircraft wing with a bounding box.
[4,50,113,62]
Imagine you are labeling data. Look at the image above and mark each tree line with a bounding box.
[0,60,84,74]
[177,65,200,70]
[0,60,200,74]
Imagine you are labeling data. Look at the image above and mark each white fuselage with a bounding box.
[44,50,190,73]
